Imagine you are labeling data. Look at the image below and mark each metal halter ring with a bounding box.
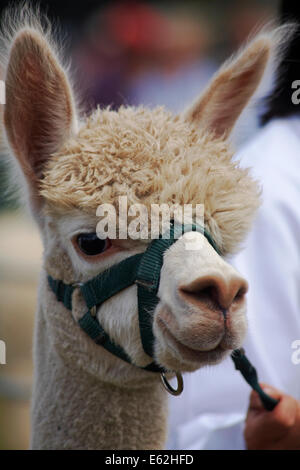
[160,372,184,396]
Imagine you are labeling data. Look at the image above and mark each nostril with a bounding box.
[179,277,224,311]
[179,287,220,312]
[233,287,247,302]
[179,275,248,311]
[232,281,248,306]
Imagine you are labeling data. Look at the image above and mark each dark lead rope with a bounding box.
[231,349,279,410]
[48,222,279,410]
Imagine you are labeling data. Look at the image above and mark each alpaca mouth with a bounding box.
[156,315,228,364]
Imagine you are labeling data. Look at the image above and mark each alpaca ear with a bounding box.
[183,35,271,138]
[4,28,78,210]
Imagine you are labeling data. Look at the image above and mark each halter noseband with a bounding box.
[48,221,278,409]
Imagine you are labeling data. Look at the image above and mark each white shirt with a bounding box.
[166,117,300,450]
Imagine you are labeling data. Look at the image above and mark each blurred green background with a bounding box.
[0,0,278,449]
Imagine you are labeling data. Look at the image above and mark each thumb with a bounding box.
[246,383,297,444]
[249,383,282,411]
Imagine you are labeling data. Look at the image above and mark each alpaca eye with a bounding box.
[76,233,111,256]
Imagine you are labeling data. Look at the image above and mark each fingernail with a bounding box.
[263,387,274,395]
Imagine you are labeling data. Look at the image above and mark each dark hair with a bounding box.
[261,0,300,125]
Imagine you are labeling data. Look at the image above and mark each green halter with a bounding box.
[48,221,278,410]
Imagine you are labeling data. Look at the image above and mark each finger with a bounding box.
[270,393,298,430]
[249,383,282,411]
[245,392,298,448]
[261,383,283,400]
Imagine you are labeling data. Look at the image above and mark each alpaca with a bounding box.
[1,9,288,449]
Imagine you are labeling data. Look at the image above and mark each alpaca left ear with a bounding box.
[4,27,78,212]
[183,35,272,138]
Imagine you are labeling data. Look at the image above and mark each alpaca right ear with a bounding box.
[4,28,78,211]
[183,34,273,138]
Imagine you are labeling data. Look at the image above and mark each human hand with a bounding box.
[244,383,300,449]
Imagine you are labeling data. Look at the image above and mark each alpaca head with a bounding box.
[2,16,281,374]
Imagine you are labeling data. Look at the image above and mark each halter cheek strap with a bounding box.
[47,222,279,410]
[48,253,165,373]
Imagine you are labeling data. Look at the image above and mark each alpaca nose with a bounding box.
[179,274,248,312]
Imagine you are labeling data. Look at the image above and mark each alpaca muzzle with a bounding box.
[47,221,278,410]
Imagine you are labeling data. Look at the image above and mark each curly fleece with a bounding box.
[40,105,261,255]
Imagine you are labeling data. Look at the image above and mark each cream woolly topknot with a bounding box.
[40,105,260,255]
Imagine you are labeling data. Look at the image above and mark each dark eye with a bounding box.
[76,233,111,256]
